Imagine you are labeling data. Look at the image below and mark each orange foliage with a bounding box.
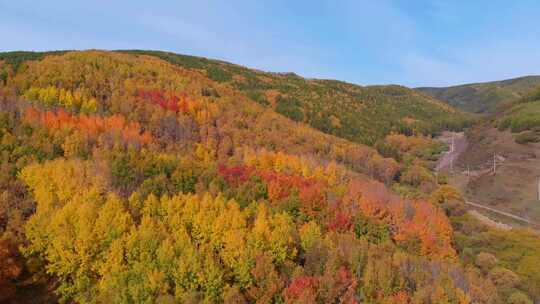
[137,89,201,115]
[219,164,328,217]
[247,253,284,302]
[342,180,395,221]
[283,276,318,303]
[23,107,153,146]
[326,212,353,233]
[343,180,456,259]
[257,170,327,217]
[283,268,358,303]
[383,291,410,304]
[392,200,456,258]
[219,160,454,259]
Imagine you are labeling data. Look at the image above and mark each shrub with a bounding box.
[488,267,520,289]
[499,101,540,132]
[206,66,232,82]
[246,90,269,106]
[0,70,7,86]
[515,131,540,144]
[275,96,304,122]
[508,291,533,304]
[400,163,435,187]
[475,252,498,273]
[354,216,390,244]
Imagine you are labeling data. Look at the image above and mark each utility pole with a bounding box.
[493,152,496,175]
[537,177,540,201]
[450,155,454,174]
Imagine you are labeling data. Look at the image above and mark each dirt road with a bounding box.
[435,132,467,172]
[435,132,540,228]
[465,201,540,228]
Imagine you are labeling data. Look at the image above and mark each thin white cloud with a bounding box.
[136,8,337,80]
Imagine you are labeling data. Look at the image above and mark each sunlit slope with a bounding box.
[0,50,398,180]
[0,50,538,304]
[121,50,472,145]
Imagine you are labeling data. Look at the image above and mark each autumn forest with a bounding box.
[0,50,538,304]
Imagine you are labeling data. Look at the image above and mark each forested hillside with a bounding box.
[120,50,473,146]
[496,85,540,143]
[417,76,540,113]
[0,50,537,303]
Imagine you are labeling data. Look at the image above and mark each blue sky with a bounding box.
[1,0,539,87]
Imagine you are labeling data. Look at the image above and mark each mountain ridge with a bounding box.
[121,50,472,145]
[417,75,540,113]
[1,49,473,146]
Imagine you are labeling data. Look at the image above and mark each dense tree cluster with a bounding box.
[495,86,540,144]
[23,107,154,149]
[376,133,447,162]
[453,214,540,303]
[123,50,474,146]
[24,86,98,113]
[498,101,540,133]
[0,50,536,303]
[19,158,466,303]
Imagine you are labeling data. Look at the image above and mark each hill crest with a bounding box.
[417,75,540,113]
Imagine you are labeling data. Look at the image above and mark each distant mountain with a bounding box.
[417,75,540,113]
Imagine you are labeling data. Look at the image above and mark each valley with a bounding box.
[425,75,540,229]
[432,130,538,228]
[449,124,540,226]
[434,131,467,172]
[429,111,540,232]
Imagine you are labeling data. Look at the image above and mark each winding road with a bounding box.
[465,201,540,227]
[435,132,540,228]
